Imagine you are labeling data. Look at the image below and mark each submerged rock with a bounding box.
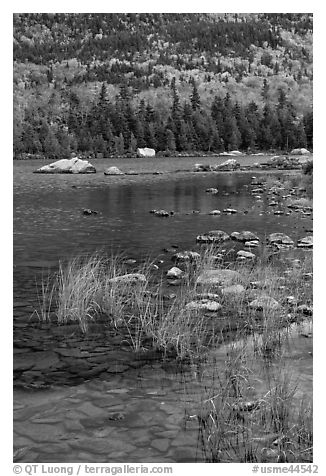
[172,251,200,262]
[196,269,241,287]
[196,230,230,244]
[108,273,147,285]
[104,166,124,175]
[186,300,222,312]
[35,158,96,174]
[249,295,280,311]
[221,284,245,296]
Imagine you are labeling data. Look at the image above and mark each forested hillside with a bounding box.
[13,13,313,158]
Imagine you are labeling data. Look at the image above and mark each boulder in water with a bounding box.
[206,187,219,194]
[267,233,294,247]
[231,231,260,242]
[104,166,124,175]
[35,158,96,174]
[194,163,212,172]
[297,236,313,249]
[214,159,240,171]
[209,209,221,215]
[237,250,256,260]
[196,230,230,244]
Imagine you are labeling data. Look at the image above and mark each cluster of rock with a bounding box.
[150,209,174,217]
[194,159,240,172]
[195,228,312,251]
[261,156,302,170]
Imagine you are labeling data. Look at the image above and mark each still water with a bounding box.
[14,158,310,316]
[13,159,313,463]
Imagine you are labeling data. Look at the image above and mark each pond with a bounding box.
[13,158,313,463]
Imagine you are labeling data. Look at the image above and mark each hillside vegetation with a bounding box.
[13,13,313,159]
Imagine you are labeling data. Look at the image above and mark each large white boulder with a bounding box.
[137,148,156,158]
[35,158,96,174]
[290,148,311,155]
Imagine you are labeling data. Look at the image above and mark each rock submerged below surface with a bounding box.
[186,300,222,312]
[108,273,147,285]
[34,158,96,174]
[172,251,200,262]
[196,269,241,287]
[249,295,280,311]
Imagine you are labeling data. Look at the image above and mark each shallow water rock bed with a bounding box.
[13,319,313,463]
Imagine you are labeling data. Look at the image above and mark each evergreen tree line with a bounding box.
[13,13,295,65]
[14,80,312,159]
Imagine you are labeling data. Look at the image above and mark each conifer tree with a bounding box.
[190,81,201,110]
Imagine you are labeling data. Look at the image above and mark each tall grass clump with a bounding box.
[56,254,105,332]
[33,272,56,322]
